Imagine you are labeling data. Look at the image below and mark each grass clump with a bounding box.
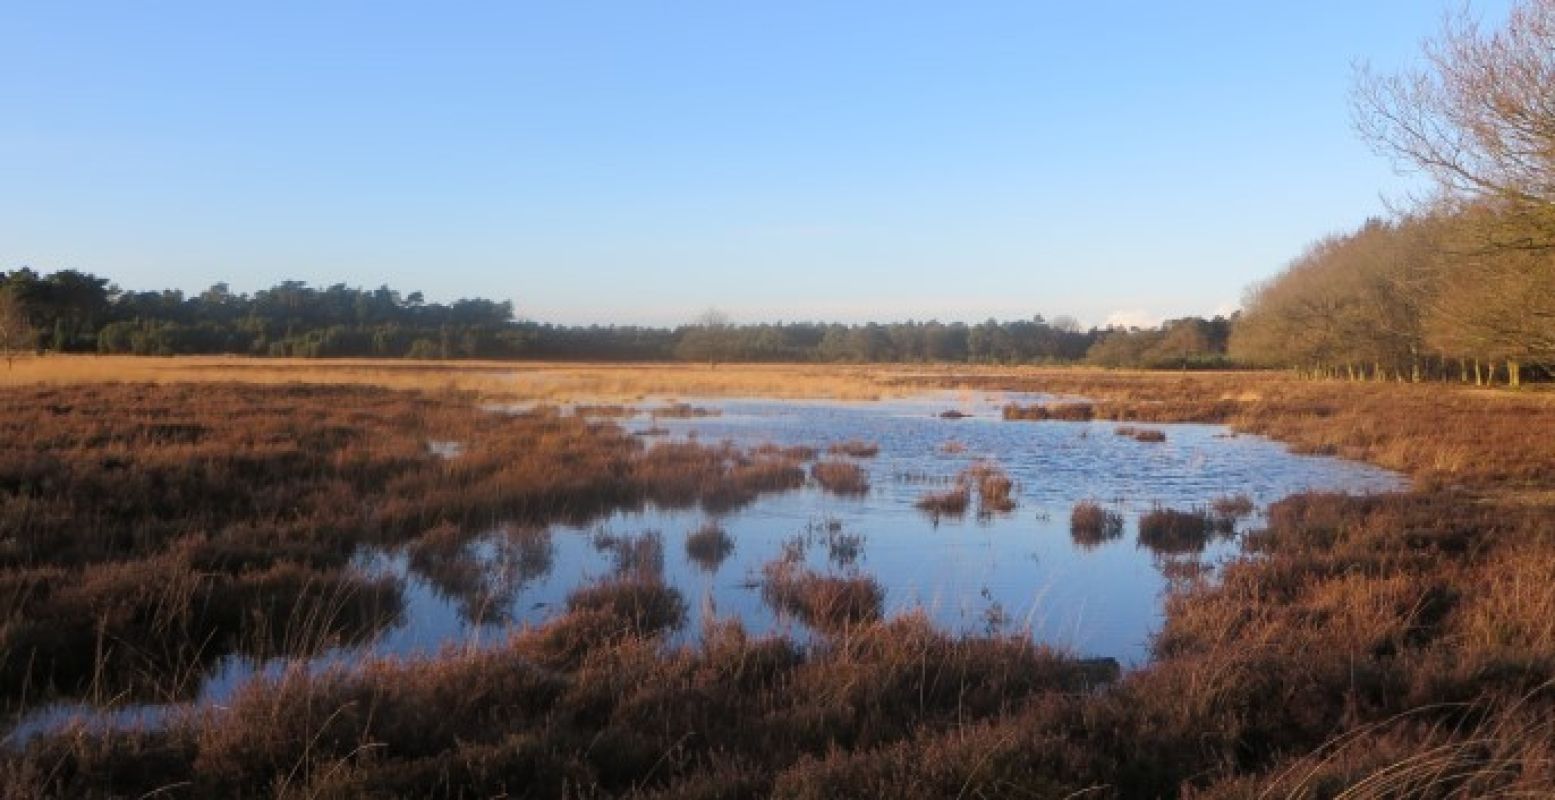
[1069,501,1124,548]
[811,459,870,496]
[915,462,1016,519]
[761,558,884,632]
[650,402,721,419]
[1211,493,1255,517]
[1001,402,1095,421]
[966,463,1016,514]
[1137,506,1215,554]
[565,573,686,635]
[573,403,639,418]
[827,439,880,458]
[908,460,1020,516]
[915,486,970,519]
[684,522,734,571]
[1115,425,1167,442]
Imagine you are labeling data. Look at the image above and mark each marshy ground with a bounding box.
[3,360,1555,797]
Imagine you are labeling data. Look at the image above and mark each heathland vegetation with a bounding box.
[4,2,1555,797]
[6,367,1555,797]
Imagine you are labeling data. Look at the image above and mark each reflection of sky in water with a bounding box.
[7,390,1405,745]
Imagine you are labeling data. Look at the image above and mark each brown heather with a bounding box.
[1137,506,1216,554]
[0,382,803,719]
[760,558,884,633]
[825,439,880,458]
[683,522,735,572]
[914,462,1016,520]
[7,367,1555,797]
[809,459,870,496]
[914,486,970,518]
[1070,500,1124,548]
[1115,424,1167,442]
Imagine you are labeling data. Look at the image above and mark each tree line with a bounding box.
[0,267,1233,367]
[1233,0,1554,386]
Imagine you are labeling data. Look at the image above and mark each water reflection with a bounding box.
[684,522,735,572]
[404,524,554,625]
[8,390,1407,745]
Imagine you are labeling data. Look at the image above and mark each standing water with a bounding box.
[5,390,1404,744]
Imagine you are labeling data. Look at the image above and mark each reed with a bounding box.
[810,460,870,496]
[1069,501,1124,548]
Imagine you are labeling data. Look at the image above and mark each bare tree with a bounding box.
[1350,3,1555,383]
[1353,0,1555,213]
[0,291,35,369]
[693,308,731,330]
[676,308,735,364]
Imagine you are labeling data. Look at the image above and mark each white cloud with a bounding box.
[1103,309,1160,329]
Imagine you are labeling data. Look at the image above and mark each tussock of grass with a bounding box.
[915,487,970,518]
[810,459,870,496]
[760,558,883,632]
[565,573,686,635]
[1002,402,1095,421]
[649,402,721,419]
[1115,424,1167,442]
[572,403,638,418]
[1137,506,1215,554]
[914,462,1016,520]
[1211,493,1255,517]
[966,463,1016,514]
[826,439,880,458]
[684,522,734,572]
[1070,501,1124,548]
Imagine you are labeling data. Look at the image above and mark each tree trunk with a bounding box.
[1508,360,1522,389]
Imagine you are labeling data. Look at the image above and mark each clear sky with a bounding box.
[1,1,1513,327]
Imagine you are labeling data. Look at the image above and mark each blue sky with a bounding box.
[1,2,1512,327]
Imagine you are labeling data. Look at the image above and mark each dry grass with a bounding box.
[1070,501,1124,548]
[914,462,1016,520]
[826,439,880,458]
[3,605,1116,799]
[760,559,884,633]
[1116,424,1167,442]
[0,381,809,720]
[914,486,971,518]
[8,366,1555,797]
[810,459,870,496]
[684,522,735,572]
[0,355,909,401]
[1137,507,1216,554]
[975,367,1555,499]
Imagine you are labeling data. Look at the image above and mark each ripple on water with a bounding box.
[7,390,1405,744]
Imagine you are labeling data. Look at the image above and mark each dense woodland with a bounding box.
[0,267,1233,367]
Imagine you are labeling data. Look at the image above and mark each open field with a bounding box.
[0,355,912,401]
[3,361,1555,797]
